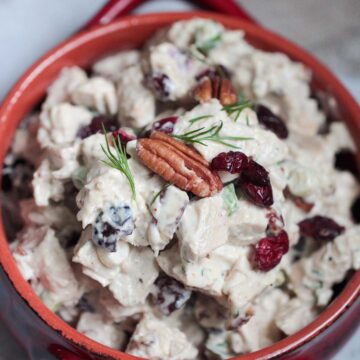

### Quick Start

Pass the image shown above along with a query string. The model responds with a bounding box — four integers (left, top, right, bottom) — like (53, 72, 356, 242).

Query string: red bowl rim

(0, 11, 359, 360)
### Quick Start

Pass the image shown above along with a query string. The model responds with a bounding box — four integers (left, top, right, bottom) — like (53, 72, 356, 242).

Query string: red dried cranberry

(254, 230, 289, 271)
(152, 116, 178, 134)
(255, 104, 288, 139)
(211, 151, 273, 207)
(241, 160, 269, 186)
(77, 115, 118, 139)
(195, 65, 231, 81)
(148, 72, 172, 99)
(298, 216, 345, 241)
(210, 151, 274, 207)
(283, 187, 314, 213)
(242, 182, 273, 207)
(334, 149, 359, 179)
(153, 275, 192, 315)
(266, 210, 285, 236)
(112, 129, 136, 145)
(239, 160, 273, 207)
(210, 151, 248, 174)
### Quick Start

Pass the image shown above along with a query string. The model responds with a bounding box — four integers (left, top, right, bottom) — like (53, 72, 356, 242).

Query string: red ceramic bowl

(0, 12, 359, 360)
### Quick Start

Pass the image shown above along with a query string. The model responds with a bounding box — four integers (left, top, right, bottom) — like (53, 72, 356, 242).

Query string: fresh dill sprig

(222, 99, 253, 122)
(172, 121, 252, 148)
(189, 114, 213, 126)
(101, 125, 136, 200)
(186, 46, 208, 63)
(150, 183, 170, 205)
(196, 33, 222, 54)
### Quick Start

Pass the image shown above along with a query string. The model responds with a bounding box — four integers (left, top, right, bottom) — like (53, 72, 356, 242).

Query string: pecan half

(137, 131, 222, 197)
(194, 76, 237, 106)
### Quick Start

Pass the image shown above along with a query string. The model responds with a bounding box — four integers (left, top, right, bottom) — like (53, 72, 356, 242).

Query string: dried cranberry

(266, 210, 284, 236)
(210, 151, 248, 174)
(195, 65, 231, 81)
(152, 116, 178, 134)
(153, 275, 192, 315)
(334, 149, 359, 179)
(283, 187, 314, 213)
(255, 104, 288, 139)
(211, 151, 273, 207)
(77, 115, 118, 139)
(241, 159, 269, 186)
(242, 182, 273, 207)
(239, 160, 273, 207)
(92, 204, 134, 252)
(254, 230, 289, 271)
(112, 129, 136, 145)
(298, 215, 345, 241)
(147, 72, 172, 99)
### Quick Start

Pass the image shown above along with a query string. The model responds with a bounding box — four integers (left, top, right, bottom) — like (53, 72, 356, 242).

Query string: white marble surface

(0, 0, 359, 359)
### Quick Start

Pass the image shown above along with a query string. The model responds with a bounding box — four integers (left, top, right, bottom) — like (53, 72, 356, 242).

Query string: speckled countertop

(0, 0, 359, 359)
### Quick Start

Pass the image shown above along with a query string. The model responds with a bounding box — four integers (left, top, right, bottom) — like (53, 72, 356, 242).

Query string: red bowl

(0, 12, 359, 360)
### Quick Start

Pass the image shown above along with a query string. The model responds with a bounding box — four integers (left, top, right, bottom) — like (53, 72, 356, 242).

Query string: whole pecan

(194, 76, 237, 106)
(137, 131, 222, 197)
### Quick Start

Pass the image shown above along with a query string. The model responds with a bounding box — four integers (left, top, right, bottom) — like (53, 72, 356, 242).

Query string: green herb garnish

(151, 183, 170, 205)
(222, 99, 253, 122)
(173, 121, 252, 148)
(101, 126, 136, 200)
(196, 33, 222, 54)
(186, 46, 208, 63)
(222, 183, 239, 216)
(189, 114, 213, 126)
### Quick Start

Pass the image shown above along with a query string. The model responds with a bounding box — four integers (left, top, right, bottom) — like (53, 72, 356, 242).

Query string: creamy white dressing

(7, 18, 360, 360)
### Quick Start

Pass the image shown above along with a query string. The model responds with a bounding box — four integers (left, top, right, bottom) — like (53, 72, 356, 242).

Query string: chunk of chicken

(126, 314, 198, 360)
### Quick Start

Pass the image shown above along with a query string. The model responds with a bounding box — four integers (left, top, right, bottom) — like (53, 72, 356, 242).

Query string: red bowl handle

(84, 0, 257, 30)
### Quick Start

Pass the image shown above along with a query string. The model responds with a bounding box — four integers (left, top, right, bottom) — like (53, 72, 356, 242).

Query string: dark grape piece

(334, 149, 359, 179)
(255, 104, 288, 139)
(147, 72, 172, 100)
(254, 230, 289, 271)
(152, 116, 178, 134)
(210, 151, 248, 174)
(153, 275, 192, 315)
(92, 204, 134, 252)
(77, 115, 118, 139)
(298, 215, 345, 242)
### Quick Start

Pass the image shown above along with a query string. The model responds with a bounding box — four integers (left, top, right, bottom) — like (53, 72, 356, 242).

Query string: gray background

(0, 0, 359, 359)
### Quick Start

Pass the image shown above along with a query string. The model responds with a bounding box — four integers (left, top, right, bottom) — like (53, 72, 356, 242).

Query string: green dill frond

(101, 125, 136, 200)
(172, 121, 252, 148)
